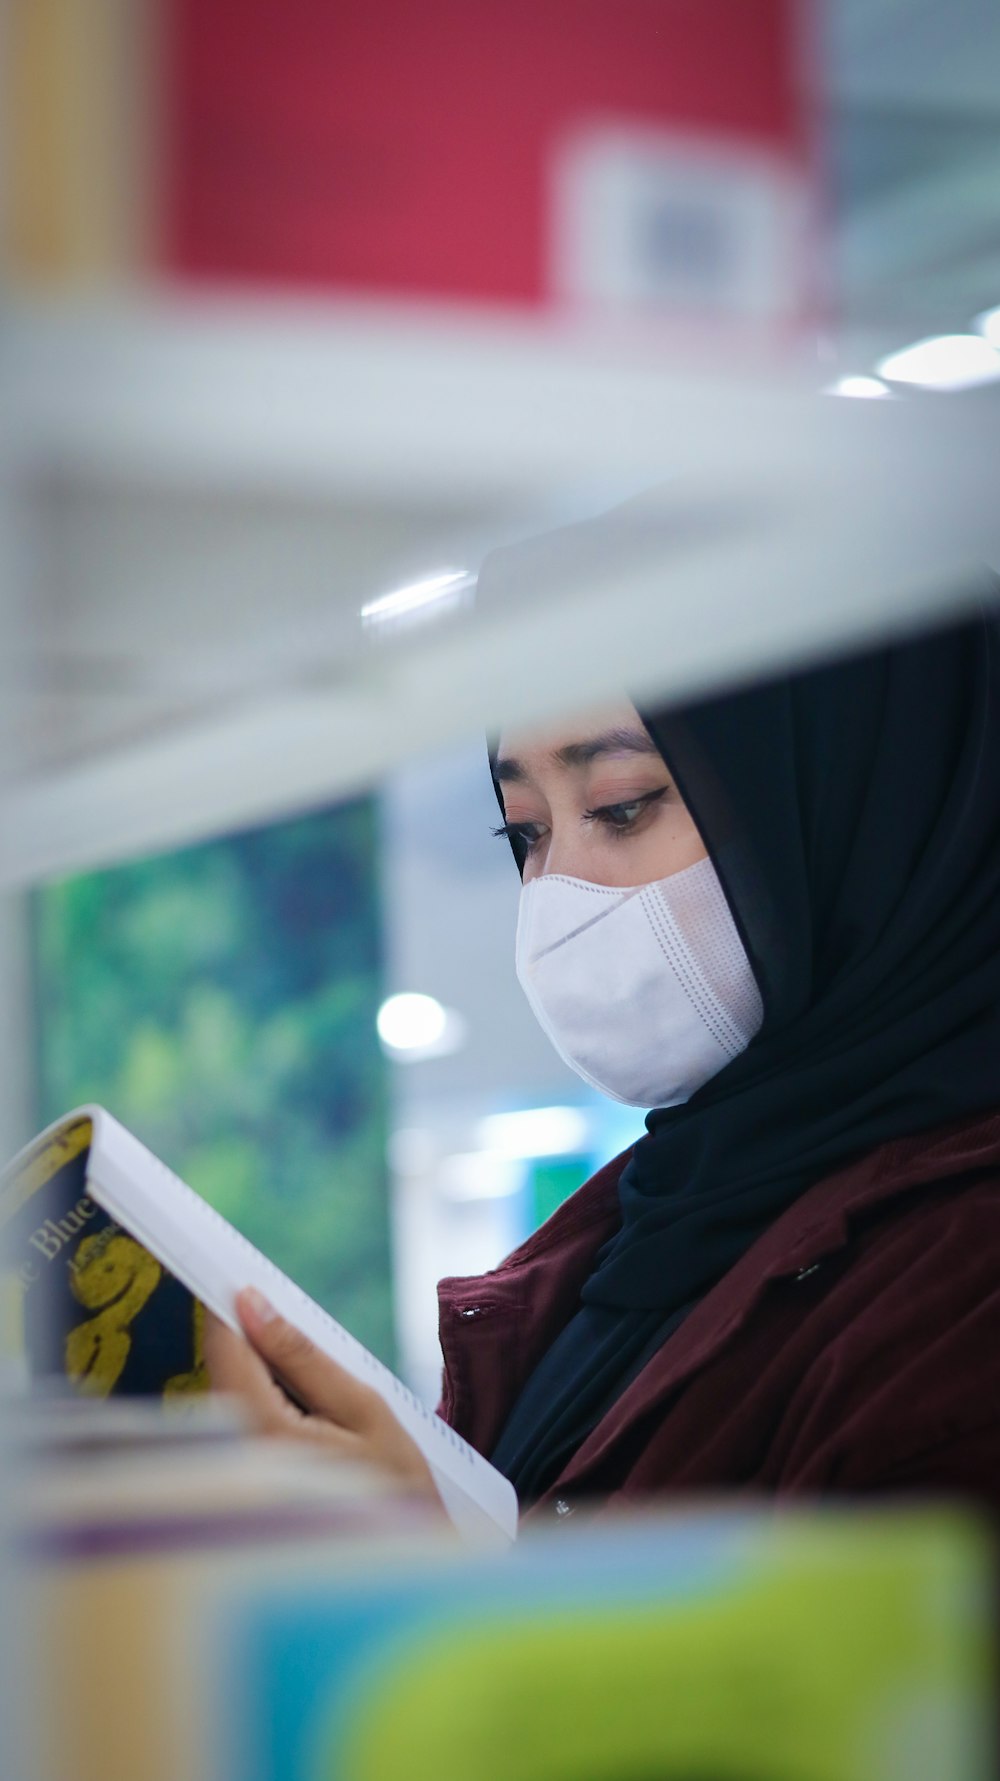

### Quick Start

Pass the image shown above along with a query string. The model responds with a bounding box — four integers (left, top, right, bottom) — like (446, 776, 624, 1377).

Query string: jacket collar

(556, 1107, 1000, 1501)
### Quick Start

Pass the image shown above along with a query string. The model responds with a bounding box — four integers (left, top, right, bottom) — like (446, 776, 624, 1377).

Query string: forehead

(495, 698, 661, 784)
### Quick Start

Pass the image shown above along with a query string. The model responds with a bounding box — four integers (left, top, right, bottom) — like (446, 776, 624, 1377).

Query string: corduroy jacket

(437, 1109, 1000, 1524)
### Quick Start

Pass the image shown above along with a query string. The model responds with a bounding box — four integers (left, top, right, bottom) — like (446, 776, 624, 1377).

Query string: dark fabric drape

(599, 608, 1000, 1310)
(489, 1300, 690, 1505)
(489, 602, 1000, 1501)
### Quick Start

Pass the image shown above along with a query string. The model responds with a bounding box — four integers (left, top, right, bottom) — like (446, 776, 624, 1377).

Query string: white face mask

(515, 856, 764, 1109)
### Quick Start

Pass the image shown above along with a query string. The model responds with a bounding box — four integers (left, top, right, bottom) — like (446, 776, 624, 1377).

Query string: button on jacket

(437, 1109, 1000, 1521)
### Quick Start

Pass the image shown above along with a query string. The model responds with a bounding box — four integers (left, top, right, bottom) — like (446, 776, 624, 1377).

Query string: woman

(207, 604, 1000, 1521)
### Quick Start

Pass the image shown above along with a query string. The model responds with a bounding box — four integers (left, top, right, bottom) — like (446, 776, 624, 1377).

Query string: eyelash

(491, 787, 669, 853)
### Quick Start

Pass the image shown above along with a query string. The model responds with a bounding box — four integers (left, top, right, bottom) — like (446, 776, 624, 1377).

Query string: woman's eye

(584, 787, 669, 835)
(491, 821, 547, 852)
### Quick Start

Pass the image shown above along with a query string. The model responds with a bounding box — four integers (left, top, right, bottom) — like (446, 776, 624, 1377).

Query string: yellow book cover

(1, 1114, 206, 1398)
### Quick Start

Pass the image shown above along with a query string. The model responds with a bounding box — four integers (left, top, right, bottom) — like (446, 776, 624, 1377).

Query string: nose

(539, 850, 581, 881)
(533, 818, 593, 885)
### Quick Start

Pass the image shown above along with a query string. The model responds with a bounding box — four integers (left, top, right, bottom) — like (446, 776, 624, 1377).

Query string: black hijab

(489, 598, 1000, 1500)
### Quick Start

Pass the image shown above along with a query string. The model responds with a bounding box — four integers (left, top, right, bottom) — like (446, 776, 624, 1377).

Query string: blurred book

(18, 1398, 454, 1781)
(6, 1388, 246, 1456)
(21, 1490, 996, 1781)
(206, 1509, 996, 1781)
(3, 0, 157, 286)
(1, 1106, 517, 1545)
(10, 1394, 437, 1559)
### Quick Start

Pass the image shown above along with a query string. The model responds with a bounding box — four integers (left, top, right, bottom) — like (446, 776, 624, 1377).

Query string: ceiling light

(823, 374, 891, 400)
(376, 993, 466, 1060)
(876, 335, 1000, 392)
(361, 569, 473, 630)
(973, 304, 1000, 349)
(475, 1106, 590, 1160)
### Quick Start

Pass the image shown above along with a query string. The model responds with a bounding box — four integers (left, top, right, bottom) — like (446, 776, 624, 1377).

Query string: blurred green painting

(31, 798, 394, 1365)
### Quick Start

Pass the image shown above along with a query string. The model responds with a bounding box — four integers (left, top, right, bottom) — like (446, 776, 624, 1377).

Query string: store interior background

(2, 0, 1000, 1407)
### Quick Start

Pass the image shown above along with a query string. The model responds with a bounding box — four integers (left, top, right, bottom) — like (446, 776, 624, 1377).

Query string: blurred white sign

(552, 124, 809, 322)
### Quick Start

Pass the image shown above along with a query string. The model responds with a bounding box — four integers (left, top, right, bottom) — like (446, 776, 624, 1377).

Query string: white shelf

(0, 292, 915, 498)
(1, 294, 997, 886)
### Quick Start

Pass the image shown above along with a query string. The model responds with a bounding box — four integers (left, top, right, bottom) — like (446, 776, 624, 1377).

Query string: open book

(0, 1107, 518, 1546)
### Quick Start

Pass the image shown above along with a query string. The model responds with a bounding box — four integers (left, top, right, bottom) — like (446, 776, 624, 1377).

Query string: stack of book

(9, 1394, 437, 1560)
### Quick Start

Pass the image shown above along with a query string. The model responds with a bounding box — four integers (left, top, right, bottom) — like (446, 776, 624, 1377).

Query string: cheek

(615, 809, 708, 882)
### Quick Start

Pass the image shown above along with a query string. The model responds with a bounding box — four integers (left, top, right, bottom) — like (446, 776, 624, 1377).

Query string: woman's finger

(207, 1296, 441, 1503)
(203, 1309, 300, 1435)
(235, 1287, 379, 1433)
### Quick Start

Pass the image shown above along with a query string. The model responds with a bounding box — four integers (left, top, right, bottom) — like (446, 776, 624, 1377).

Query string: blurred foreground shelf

(1, 294, 998, 886)
(21, 1498, 997, 1781)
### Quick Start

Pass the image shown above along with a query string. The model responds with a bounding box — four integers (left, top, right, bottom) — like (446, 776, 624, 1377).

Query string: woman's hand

(203, 1286, 442, 1506)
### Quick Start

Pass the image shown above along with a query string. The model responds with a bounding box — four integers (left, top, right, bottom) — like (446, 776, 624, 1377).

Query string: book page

(84, 1109, 517, 1545)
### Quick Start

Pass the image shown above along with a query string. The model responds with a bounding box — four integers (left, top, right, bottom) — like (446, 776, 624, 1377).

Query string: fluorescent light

(361, 568, 473, 629)
(823, 374, 891, 400)
(475, 1106, 590, 1160)
(876, 335, 1000, 392)
(974, 303, 1000, 349)
(440, 1152, 523, 1201)
(376, 993, 466, 1060)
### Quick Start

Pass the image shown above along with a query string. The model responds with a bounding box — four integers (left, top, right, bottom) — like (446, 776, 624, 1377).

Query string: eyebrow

(494, 726, 661, 784)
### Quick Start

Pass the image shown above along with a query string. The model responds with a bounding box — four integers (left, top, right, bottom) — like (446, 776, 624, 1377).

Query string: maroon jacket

(437, 1109, 1000, 1524)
